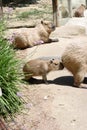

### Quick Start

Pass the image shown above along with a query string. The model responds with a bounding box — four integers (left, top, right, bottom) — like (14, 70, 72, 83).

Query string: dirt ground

(3, 1, 87, 130)
(5, 19, 87, 130)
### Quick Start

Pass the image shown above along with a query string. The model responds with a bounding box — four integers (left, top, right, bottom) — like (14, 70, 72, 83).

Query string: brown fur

(23, 58, 63, 84)
(13, 20, 58, 49)
(61, 43, 87, 87)
(74, 4, 86, 17)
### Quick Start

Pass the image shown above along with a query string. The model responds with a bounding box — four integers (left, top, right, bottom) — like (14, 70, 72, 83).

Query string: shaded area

(24, 76, 87, 89)
(53, 76, 74, 86)
(23, 76, 74, 86)
(25, 76, 74, 86)
(2, 0, 40, 6)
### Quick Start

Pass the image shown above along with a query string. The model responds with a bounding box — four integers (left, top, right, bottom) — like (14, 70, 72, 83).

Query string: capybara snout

(59, 62, 64, 70)
(49, 23, 56, 31)
(51, 25, 56, 30)
(41, 20, 56, 32)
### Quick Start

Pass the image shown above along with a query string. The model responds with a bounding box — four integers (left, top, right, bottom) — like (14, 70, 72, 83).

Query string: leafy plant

(0, 20, 23, 118)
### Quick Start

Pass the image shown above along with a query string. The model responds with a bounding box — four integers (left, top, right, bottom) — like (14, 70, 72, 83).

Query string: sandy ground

(6, 18, 87, 130)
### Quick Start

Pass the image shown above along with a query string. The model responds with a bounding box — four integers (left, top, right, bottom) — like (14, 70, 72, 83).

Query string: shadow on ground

(23, 76, 87, 89)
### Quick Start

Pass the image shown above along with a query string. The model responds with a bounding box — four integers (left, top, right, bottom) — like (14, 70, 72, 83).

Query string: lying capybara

(61, 43, 87, 87)
(23, 58, 64, 84)
(13, 20, 58, 49)
(74, 4, 86, 17)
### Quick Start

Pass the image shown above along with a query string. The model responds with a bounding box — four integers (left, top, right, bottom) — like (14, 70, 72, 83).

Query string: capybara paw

(73, 82, 81, 88)
(55, 38, 59, 42)
(43, 80, 49, 84)
(45, 82, 49, 84)
(52, 38, 59, 42)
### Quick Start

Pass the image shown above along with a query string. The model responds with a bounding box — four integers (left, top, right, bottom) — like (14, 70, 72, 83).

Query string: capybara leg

(74, 71, 85, 87)
(47, 38, 59, 43)
(24, 73, 32, 81)
(42, 74, 48, 84)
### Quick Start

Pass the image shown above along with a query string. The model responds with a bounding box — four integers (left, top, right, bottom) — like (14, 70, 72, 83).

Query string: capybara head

(41, 20, 56, 33)
(48, 59, 64, 71)
(81, 4, 86, 8)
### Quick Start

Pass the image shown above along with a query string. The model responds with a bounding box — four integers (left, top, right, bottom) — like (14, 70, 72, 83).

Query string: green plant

(17, 9, 52, 19)
(0, 20, 23, 118)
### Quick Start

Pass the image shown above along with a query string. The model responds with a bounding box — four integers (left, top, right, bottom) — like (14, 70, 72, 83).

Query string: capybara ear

(41, 20, 43, 24)
(81, 4, 86, 8)
(81, 4, 84, 6)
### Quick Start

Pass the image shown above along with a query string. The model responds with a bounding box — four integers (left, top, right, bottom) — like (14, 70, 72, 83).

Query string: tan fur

(13, 21, 58, 49)
(59, 5, 69, 18)
(74, 4, 86, 17)
(61, 43, 87, 87)
(23, 58, 63, 83)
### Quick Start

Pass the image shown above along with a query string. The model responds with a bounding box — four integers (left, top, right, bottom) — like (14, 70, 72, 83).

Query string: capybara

(13, 20, 58, 49)
(23, 58, 64, 84)
(61, 43, 87, 87)
(59, 5, 69, 18)
(74, 4, 86, 17)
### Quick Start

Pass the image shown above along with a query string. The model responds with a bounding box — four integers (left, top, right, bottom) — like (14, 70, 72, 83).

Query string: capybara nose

(59, 62, 64, 70)
(52, 25, 55, 30)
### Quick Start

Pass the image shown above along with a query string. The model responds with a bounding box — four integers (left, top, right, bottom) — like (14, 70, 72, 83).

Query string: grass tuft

(16, 8, 52, 20)
(0, 20, 23, 118)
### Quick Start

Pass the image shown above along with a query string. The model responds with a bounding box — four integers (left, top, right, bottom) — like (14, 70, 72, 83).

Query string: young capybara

(12, 20, 58, 49)
(74, 4, 86, 17)
(61, 43, 87, 87)
(23, 58, 64, 84)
